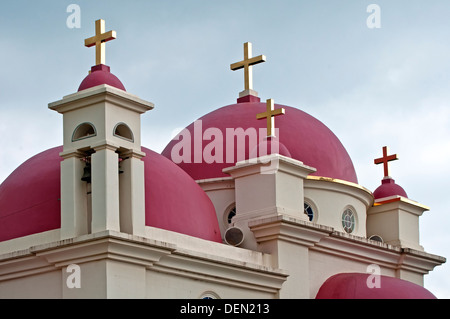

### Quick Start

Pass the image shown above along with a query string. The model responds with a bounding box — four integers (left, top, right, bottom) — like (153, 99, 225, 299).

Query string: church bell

(81, 162, 92, 183)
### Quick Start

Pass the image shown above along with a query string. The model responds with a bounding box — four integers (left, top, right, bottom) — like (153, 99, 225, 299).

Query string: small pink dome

(0, 146, 221, 243)
(316, 273, 436, 299)
(373, 178, 408, 200)
(78, 64, 126, 92)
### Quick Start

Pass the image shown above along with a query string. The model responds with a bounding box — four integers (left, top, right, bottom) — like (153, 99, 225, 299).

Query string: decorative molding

(250, 215, 332, 248)
(152, 253, 287, 294)
(0, 230, 287, 295)
(224, 154, 316, 179)
(48, 84, 154, 115)
(370, 196, 430, 214)
(197, 177, 235, 192)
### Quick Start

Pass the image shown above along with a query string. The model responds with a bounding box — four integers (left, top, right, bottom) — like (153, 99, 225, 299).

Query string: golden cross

(84, 19, 117, 66)
(257, 99, 285, 137)
(374, 146, 399, 178)
(230, 42, 266, 92)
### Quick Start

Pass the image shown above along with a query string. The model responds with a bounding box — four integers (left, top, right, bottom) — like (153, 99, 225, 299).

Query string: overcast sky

(1, 1, 449, 298)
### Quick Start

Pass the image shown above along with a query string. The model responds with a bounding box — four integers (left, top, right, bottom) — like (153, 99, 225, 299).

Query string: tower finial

(374, 146, 399, 178)
(230, 42, 266, 100)
(84, 19, 117, 66)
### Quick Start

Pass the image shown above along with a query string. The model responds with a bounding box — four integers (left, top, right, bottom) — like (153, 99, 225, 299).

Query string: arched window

(304, 202, 314, 222)
(72, 122, 97, 141)
(227, 206, 236, 225)
(369, 234, 383, 243)
(200, 291, 220, 299)
(113, 122, 134, 142)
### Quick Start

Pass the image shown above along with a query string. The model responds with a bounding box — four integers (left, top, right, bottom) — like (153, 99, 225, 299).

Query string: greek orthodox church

(0, 20, 445, 299)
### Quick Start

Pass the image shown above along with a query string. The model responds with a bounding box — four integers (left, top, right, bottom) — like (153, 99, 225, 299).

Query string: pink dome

(0, 147, 61, 242)
(0, 146, 221, 243)
(316, 273, 436, 299)
(142, 147, 221, 242)
(162, 101, 358, 183)
(78, 64, 126, 92)
(373, 178, 408, 200)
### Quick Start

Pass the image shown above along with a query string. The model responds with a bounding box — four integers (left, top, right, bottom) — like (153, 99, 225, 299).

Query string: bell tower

(49, 19, 154, 239)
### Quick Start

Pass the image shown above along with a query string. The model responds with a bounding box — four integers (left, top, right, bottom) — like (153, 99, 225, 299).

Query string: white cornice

(48, 84, 154, 114)
(0, 229, 288, 294)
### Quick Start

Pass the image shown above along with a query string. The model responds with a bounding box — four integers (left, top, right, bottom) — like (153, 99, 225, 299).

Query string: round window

(341, 209, 355, 234)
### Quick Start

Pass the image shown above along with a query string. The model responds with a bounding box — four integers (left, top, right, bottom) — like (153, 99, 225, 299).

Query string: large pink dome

(0, 146, 221, 243)
(162, 101, 358, 183)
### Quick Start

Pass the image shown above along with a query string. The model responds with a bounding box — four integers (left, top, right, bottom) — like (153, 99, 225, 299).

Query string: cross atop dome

(85, 19, 117, 66)
(257, 99, 285, 137)
(373, 146, 408, 201)
(78, 19, 125, 92)
(374, 146, 399, 178)
(231, 42, 266, 103)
